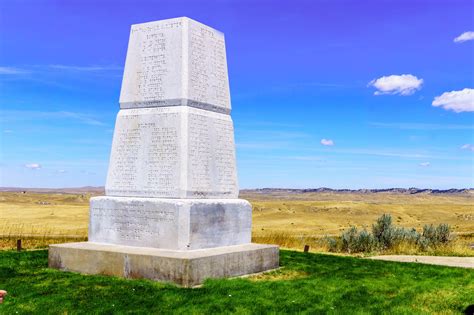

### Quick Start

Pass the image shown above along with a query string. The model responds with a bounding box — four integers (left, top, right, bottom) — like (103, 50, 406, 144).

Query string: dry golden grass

(245, 191, 474, 256)
(1, 190, 473, 255)
(0, 192, 92, 249)
(244, 191, 474, 236)
(248, 268, 309, 282)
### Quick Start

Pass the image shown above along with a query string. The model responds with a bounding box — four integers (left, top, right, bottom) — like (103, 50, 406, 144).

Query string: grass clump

(328, 214, 458, 254)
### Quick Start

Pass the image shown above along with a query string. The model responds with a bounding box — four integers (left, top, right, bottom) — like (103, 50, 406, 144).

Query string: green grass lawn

(0, 250, 473, 314)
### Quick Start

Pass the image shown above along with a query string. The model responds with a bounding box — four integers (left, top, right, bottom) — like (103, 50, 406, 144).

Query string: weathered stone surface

(49, 242, 279, 287)
(119, 17, 230, 113)
(105, 106, 238, 199)
(89, 196, 251, 250)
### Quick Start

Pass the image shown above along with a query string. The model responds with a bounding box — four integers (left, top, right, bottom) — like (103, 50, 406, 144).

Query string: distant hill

(241, 188, 473, 195)
(0, 186, 472, 195)
(0, 186, 105, 194)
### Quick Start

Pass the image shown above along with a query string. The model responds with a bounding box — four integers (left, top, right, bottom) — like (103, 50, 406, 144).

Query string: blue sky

(0, 0, 473, 189)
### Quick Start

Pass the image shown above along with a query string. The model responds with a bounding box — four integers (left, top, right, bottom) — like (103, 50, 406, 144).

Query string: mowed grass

(0, 249, 473, 314)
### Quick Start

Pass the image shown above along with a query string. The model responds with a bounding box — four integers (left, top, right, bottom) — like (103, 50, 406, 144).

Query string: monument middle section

(105, 106, 238, 198)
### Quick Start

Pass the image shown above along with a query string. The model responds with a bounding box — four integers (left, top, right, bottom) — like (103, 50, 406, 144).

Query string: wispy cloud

(0, 66, 30, 75)
(369, 74, 423, 95)
(47, 64, 122, 72)
(370, 122, 474, 130)
(320, 139, 334, 146)
(287, 155, 325, 162)
(343, 149, 430, 159)
(0, 110, 107, 126)
(318, 148, 472, 161)
(233, 81, 353, 99)
(0, 64, 122, 76)
(236, 120, 303, 128)
(461, 144, 474, 152)
(454, 31, 474, 43)
(58, 111, 106, 126)
(419, 162, 431, 167)
(24, 163, 41, 170)
(432, 88, 474, 113)
(236, 141, 292, 150)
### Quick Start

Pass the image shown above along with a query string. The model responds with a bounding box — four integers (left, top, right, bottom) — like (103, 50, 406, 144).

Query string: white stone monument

(49, 17, 279, 287)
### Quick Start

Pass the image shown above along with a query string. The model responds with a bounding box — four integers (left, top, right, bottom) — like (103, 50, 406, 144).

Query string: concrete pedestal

(49, 242, 279, 287)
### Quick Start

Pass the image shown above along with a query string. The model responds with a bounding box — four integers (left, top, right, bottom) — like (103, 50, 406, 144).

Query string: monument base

(89, 196, 252, 250)
(49, 242, 279, 287)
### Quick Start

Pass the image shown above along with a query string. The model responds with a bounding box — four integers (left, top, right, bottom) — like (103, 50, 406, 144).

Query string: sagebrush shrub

(334, 214, 452, 254)
(422, 224, 437, 244)
(325, 237, 338, 252)
(341, 226, 358, 253)
(372, 214, 395, 249)
(340, 227, 378, 253)
(435, 223, 450, 244)
(355, 229, 377, 252)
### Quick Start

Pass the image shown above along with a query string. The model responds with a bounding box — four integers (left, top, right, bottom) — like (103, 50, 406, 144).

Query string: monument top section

(119, 17, 231, 114)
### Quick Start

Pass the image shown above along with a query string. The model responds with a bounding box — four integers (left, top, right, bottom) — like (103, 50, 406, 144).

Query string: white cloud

(25, 163, 41, 170)
(419, 162, 431, 167)
(461, 144, 474, 152)
(3, 129, 13, 133)
(57, 169, 67, 173)
(432, 88, 474, 113)
(320, 139, 334, 146)
(369, 74, 423, 95)
(454, 31, 474, 43)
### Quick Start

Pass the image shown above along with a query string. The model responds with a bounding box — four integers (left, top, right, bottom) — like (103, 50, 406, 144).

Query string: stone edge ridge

(131, 16, 224, 37)
(120, 99, 231, 115)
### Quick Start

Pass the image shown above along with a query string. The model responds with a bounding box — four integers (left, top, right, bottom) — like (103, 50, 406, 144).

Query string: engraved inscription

(106, 108, 182, 197)
(188, 20, 230, 110)
(91, 201, 176, 242)
(120, 19, 183, 104)
(187, 109, 237, 197)
(120, 18, 230, 110)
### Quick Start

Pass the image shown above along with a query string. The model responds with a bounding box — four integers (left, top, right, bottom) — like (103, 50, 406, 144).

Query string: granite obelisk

(49, 17, 279, 287)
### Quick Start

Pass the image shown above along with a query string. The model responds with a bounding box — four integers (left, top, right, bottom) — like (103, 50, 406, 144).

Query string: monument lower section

(89, 196, 252, 250)
(49, 242, 279, 287)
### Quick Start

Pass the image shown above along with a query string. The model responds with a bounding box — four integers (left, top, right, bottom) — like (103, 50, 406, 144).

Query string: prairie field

(1, 190, 473, 254)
